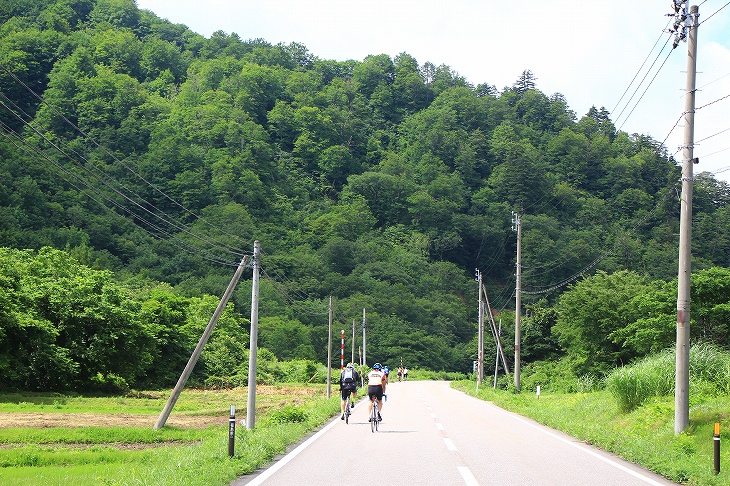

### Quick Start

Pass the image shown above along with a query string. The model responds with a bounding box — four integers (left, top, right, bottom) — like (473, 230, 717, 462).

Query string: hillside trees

(2, 0, 730, 387)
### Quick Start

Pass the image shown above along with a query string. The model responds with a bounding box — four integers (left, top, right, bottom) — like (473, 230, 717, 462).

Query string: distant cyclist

(339, 363, 359, 420)
(382, 365, 390, 383)
(367, 363, 387, 422)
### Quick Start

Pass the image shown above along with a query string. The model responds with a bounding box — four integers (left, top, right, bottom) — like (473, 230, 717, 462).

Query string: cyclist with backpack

(339, 363, 359, 420)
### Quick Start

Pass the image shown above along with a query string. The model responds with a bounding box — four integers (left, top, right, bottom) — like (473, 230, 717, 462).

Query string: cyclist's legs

(340, 387, 351, 413)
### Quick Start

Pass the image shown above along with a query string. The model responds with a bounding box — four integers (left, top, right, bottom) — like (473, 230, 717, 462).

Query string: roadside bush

(266, 405, 307, 424)
(605, 342, 730, 411)
(272, 360, 323, 383)
(518, 358, 593, 393)
(407, 369, 467, 381)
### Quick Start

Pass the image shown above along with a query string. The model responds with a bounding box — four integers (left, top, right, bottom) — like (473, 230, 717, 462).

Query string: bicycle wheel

(344, 396, 351, 424)
(370, 400, 377, 433)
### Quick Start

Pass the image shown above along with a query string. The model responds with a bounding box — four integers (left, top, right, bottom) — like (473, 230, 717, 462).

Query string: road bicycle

(344, 393, 352, 424)
(370, 397, 380, 432)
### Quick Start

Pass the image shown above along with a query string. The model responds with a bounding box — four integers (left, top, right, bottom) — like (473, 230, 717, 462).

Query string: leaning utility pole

(246, 241, 261, 430)
(674, 2, 699, 435)
(483, 282, 510, 378)
(154, 255, 249, 430)
(512, 212, 522, 391)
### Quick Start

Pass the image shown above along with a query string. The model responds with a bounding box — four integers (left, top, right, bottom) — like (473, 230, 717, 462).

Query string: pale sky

(135, 0, 730, 183)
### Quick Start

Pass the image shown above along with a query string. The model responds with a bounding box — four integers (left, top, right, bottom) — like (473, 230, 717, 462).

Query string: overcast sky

(135, 0, 730, 183)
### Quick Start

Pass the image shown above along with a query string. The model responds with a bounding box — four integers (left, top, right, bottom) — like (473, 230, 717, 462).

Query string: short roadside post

(714, 422, 721, 475)
(229, 404, 236, 458)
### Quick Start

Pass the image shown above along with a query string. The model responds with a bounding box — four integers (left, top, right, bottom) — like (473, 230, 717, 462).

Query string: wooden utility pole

(352, 319, 356, 365)
(154, 255, 249, 430)
(513, 212, 522, 391)
(362, 308, 367, 367)
(675, 3, 699, 435)
(477, 269, 484, 384)
(246, 241, 260, 430)
(326, 296, 332, 398)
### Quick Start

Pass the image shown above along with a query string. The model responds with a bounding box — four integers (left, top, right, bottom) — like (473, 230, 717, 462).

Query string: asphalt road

(233, 380, 678, 486)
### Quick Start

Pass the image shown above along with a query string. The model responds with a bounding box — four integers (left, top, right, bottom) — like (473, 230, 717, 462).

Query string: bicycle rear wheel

(344, 396, 351, 424)
(370, 400, 377, 433)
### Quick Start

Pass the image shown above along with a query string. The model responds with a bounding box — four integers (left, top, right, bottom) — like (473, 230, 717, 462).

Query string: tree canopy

(1, 0, 730, 390)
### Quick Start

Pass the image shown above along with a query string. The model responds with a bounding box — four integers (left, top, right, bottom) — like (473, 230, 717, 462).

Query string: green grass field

(0, 386, 339, 485)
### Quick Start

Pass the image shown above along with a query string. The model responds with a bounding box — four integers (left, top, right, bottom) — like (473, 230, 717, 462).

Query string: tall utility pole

(326, 296, 332, 398)
(246, 241, 261, 430)
(352, 319, 356, 365)
(675, 2, 699, 435)
(512, 212, 522, 391)
(476, 269, 484, 384)
(362, 308, 367, 367)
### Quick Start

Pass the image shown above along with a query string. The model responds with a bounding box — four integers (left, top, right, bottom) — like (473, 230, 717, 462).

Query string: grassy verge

(0, 386, 340, 485)
(452, 380, 730, 486)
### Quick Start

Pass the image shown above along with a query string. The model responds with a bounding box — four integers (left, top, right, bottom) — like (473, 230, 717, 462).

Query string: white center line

(436, 422, 445, 430)
(444, 438, 457, 451)
(458, 466, 480, 486)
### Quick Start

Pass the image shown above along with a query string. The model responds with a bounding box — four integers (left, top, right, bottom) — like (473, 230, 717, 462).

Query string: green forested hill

(1, 0, 730, 391)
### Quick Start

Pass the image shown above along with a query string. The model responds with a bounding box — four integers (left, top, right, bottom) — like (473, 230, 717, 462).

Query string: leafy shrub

(266, 405, 307, 424)
(89, 373, 130, 394)
(518, 359, 591, 393)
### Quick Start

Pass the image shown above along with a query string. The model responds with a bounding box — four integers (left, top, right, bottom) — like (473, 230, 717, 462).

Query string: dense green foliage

(1, 0, 730, 391)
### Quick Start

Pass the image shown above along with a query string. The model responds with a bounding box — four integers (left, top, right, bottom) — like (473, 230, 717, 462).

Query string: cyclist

(367, 363, 387, 422)
(382, 365, 390, 383)
(339, 363, 359, 420)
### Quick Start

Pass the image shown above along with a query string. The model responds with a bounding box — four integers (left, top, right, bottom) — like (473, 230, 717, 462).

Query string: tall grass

(606, 342, 730, 411)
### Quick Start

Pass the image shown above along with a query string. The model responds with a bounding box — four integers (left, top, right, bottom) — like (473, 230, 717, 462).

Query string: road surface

(233, 380, 677, 486)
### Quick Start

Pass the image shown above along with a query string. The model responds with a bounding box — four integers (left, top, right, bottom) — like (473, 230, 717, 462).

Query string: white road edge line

(244, 415, 340, 486)
(485, 402, 668, 485)
(436, 422, 445, 430)
(458, 466, 480, 486)
(444, 438, 457, 451)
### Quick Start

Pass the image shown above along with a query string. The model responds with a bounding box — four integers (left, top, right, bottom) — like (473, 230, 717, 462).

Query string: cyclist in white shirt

(367, 363, 387, 421)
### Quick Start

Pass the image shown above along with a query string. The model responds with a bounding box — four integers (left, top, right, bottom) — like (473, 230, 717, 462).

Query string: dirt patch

(0, 412, 224, 429)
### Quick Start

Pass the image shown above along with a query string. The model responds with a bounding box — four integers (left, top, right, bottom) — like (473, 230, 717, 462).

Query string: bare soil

(0, 412, 223, 429)
(0, 385, 322, 429)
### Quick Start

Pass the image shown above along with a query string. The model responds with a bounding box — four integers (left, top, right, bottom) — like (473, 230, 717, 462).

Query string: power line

(611, 18, 672, 117)
(0, 62, 252, 264)
(0, 120, 243, 266)
(699, 0, 730, 25)
(0, 95, 247, 264)
(521, 184, 678, 295)
(617, 48, 675, 131)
